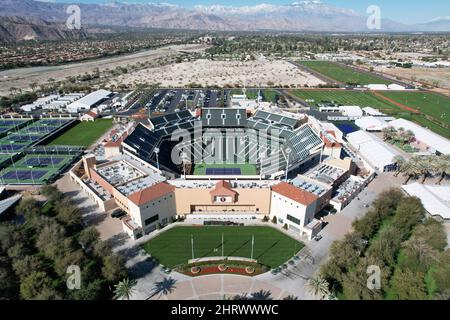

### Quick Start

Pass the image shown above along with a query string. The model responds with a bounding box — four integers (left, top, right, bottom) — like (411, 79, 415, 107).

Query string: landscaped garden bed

(177, 260, 269, 277)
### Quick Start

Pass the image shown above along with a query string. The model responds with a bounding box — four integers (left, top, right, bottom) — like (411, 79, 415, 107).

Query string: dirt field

(0, 44, 208, 96)
(108, 59, 325, 88)
(375, 66, 450, 89)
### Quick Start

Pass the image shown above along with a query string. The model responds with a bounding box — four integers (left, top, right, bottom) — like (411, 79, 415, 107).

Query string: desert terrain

(108, 58, 325, 88)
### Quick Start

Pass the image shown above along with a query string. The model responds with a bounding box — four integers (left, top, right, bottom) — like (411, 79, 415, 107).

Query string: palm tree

(114, 278, 137, 300)
(393, 155, 405, 177)
(413, 156, 432, 184)
(382, 127, 396, 142)
(434, 154, 450, 185)
(402, 158, 421, 184)
(307, 276, 330, 299)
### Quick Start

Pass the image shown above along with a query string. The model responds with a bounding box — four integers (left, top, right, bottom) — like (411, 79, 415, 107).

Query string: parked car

(314, 234, 323, 242)
(111, 209, 127, 219)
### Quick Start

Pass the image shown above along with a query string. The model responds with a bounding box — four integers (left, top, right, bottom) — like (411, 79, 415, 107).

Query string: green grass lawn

(298, 60, 391, 85)
(141, 226, 304, 268)
(230, 89, 278, 103)
(291, 89, 450, 139)
(380, 91, 450, 127)
(194, 163, 258, 175)
(291, 89, 400, 111)
(262, 90, 279, 103)
(48, 119, 113, 147)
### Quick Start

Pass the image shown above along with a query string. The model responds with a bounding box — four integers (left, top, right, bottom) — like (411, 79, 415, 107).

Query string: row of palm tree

(382, 127, 415, 146)
(394, 154, 450, 184)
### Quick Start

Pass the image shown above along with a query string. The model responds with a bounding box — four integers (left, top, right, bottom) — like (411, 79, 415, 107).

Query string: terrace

(95, 158, 166, 197)
(291, 176, 328, 197)
(168, 179, 278, 190)
(305, 163, 346, 185)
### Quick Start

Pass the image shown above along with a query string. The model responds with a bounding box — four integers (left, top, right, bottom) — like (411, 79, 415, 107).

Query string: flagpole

(251, 235, 254, 260)
(221, 233, 224, 257)
(191, 234, 195, 260)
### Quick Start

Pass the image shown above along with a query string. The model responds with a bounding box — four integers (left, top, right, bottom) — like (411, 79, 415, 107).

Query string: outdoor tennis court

(22, 157, 64, 166)
(1, 170, 48, 181)
(7, 135, 41, 142)
(205, 168, 242, 175)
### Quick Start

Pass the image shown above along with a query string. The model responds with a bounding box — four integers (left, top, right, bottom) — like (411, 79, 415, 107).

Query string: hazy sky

(52, 0, 450, 24)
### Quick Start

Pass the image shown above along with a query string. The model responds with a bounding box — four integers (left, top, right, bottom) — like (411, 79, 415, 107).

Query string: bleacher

(149, 110, 193, 129)
(284, 125, 323, 164)
(123, 123, 162, 162)
(202, 108, 247, 128)
(250, 110, 298, 130)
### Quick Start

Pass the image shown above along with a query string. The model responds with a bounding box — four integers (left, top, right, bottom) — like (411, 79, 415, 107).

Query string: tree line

(317, 188, 449, 300)
(0, 185, 129, 300)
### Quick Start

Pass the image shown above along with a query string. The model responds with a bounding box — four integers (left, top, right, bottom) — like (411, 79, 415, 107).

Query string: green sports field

(299, 60, 391, 85)
(141, 226, 304, 268)
(193, 163, 258, 175)
(230, 89, 278, 103)
(291, 89, 450, 139)
(291, 90, 400, 111)
(380, 91, 450, 128)
(48, 119, 113, 147)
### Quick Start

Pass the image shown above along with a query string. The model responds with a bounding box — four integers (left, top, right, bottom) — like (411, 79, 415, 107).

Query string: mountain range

(0, 0, 449, 41)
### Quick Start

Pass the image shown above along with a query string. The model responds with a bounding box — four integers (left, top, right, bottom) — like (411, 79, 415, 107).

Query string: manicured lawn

(262, 90, 279, 103)
(193, 163, 258, 175)
(298, 60, 391, 85)
(291, 89, 450, 139)
(290, 89, 400, 111)
(141, 226, 304, 268)
(380, 91, 450, 127)
(48, 119, 113, 147)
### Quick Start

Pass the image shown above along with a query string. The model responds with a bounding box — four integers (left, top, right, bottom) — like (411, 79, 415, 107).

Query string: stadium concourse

(69, 106, 374, 242)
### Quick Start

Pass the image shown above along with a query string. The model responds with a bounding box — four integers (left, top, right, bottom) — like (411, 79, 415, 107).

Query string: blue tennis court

(0, 144, 25, 152)
(205, 168, 242, 175)
(23, 157, 64, 166)
(38, 119, 69, 126)
(25, 126, 58, 133)
(0, 120, 26, 126)
(335, 122, 359, 135)
(2, 170, 48, 181)
(8, 135, 42, 142)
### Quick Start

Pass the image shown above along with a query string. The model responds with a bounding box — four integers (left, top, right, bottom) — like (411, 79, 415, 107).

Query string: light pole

(154, 147, 160, 170)
(284, 147, 292, 182)
(181, 152, 189, 179)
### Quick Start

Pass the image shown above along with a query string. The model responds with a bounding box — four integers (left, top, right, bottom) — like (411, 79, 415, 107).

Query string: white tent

(402, 183, 450, 220)
(347, 130, 400, 171)
(355, 116, 388, 131)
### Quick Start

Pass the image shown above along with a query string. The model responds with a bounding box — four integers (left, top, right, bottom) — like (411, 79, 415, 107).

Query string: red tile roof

(210, 180, 237, 196)
(85, 111, 98, 118)
(271, 182, 318, 206)
(128, 182, 175, 206)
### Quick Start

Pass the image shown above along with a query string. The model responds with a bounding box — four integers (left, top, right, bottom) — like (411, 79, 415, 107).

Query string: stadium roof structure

(402, 183, 450, 220)
(389, 118, 450, 155)
(124, 110, 198, 163)
(201, 108, 247, 128)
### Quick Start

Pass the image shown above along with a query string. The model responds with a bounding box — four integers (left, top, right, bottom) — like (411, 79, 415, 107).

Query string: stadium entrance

(190, 205, 258, 214)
